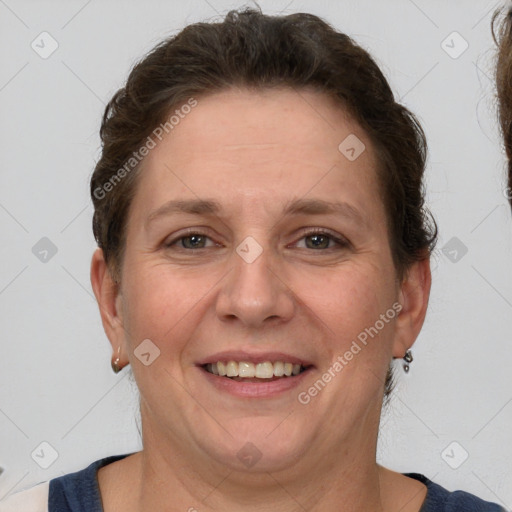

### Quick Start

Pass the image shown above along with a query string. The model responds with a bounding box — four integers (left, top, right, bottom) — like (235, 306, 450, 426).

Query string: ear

(90, 248, 128, 366)
(392, 258, 431, 358)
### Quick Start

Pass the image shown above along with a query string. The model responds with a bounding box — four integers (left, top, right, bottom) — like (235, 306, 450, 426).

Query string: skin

(91, 87, 431, 512)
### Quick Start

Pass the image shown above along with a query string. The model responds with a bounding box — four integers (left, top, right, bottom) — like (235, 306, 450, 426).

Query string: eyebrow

(145, 198, 366, 228)
(282, 198, 366, 226)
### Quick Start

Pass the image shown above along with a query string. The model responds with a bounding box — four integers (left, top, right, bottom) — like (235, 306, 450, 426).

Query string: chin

(196, 417, 311, 472)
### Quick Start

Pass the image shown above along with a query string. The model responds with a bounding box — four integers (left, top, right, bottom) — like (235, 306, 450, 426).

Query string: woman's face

(95, 87, 428, 472)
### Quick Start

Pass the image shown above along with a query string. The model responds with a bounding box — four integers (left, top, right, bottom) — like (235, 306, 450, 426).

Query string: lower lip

(198, 366, 313, 398)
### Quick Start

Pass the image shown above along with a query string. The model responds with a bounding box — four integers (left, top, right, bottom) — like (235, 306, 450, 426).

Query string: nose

(215, 243, 295, 328)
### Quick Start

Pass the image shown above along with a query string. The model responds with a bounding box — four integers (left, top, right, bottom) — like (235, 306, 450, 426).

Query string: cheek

(293, 262, 396, 331)
(293, 262, 398, 391)
(120, 262, 220, 350)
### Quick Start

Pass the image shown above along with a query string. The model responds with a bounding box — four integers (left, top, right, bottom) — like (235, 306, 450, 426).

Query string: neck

(132, 416, 388, 512)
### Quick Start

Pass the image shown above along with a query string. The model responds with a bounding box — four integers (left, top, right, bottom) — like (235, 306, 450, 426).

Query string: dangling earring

(111, 346, 122, 374)
(403, 350, 413, 373)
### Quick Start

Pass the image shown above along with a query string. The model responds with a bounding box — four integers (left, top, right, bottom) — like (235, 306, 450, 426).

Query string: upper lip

(196, 350, 315, 367)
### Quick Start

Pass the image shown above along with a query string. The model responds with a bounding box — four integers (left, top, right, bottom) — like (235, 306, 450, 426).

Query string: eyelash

(164, 227, 350, 252)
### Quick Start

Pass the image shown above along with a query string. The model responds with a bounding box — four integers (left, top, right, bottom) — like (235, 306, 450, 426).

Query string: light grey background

(1, 0, 511, 507)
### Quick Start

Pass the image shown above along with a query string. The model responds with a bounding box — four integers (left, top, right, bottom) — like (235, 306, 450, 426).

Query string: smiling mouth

(203, 361, 310, 381)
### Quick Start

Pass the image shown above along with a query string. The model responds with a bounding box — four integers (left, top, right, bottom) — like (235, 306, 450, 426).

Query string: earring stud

(403, 350, 413, 373)
(111, 346, 122, 374)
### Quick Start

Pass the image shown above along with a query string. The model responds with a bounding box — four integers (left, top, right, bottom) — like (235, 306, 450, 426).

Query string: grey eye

(305, 234, 331, 249)
(181, 235, 208, 248)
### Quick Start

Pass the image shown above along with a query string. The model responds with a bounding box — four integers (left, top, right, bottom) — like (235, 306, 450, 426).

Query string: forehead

(161, 87, 365, 163)
(131, 87, 383, 220)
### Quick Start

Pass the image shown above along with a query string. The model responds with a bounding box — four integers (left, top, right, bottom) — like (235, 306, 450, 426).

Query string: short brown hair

(494, 7, 512, 206)
(90, 7, 437, 397)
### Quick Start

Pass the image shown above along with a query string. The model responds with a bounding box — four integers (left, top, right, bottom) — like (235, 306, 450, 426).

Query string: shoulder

(0, 481, 49, 512)
(0, 453, 134, 512)
(405, 473, 508, 512)
(49, 453, 134, 512)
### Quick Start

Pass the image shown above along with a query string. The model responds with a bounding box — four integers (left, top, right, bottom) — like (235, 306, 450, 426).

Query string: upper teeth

(205, 361, 303, 378)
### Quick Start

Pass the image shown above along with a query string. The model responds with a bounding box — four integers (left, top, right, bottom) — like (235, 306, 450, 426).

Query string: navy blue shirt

(4, 453, 507, 511)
